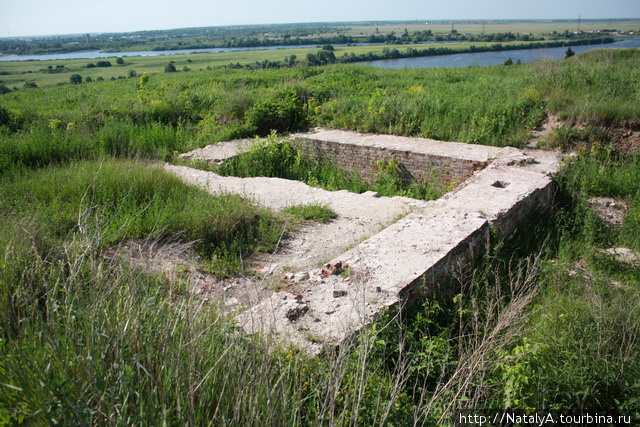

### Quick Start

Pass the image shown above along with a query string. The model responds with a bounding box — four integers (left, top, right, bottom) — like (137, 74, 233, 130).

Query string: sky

(1, 0, 639, 37)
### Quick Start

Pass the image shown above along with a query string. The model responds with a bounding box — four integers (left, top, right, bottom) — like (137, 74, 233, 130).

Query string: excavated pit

(169, 127, 562, 354)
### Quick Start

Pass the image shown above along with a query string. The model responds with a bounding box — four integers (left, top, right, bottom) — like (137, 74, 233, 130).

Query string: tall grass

(482, 139, 640, 414)
(217, 134, 445, 200)
(1, 228, 314, 425)
(0, 201, 548, 425)
(536, 49, 640, 126)
(0, 159, 284, 275)
(3, 50, 638, 178)
(1, 49, 640, 424)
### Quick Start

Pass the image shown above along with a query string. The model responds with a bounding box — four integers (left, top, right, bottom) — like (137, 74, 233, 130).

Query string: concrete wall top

(295, 127, 505, 163)
(334, 209, 488, 294)
(436, 164, 554, 221)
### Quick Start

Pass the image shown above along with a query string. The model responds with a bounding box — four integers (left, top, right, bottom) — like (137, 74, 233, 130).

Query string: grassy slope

(2, 49, 638, 176)
(1, 49, 639, 424)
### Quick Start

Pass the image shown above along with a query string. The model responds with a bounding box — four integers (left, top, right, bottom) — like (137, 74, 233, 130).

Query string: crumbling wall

(293, 136, 487, 186)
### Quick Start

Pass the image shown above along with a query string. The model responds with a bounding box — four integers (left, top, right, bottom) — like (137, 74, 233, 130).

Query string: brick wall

(293, 136, 487, 187)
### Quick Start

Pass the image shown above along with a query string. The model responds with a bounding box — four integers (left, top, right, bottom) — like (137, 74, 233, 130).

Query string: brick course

(294, 136, 487, 187)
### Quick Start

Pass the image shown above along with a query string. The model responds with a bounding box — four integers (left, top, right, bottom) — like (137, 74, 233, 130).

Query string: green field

(0, 39, 604, 88)
(1, 48, 639, 424)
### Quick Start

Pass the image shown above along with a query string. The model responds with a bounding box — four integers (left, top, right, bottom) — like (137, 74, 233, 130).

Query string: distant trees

(43, 64, 65, 73)
(283, 55, 297, 67)
(380, 47, 401, 58)
(23, 81, 38, 89)
(565, 47, 575, 59)
(306, 49, 336, 66)
(69, 74, 83, 84)
(0, 84, 11, 95)
(116, 57, 124, 65)
(88, 61, 111, 68)
(164, 62, 177, 73)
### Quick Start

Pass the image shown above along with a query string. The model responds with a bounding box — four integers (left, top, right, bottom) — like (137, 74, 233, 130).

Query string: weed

(282, 203, 337, 223)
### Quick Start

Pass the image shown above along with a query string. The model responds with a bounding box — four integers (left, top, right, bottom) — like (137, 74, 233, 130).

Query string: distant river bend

(1, 37, 639, 69)
(355, 37, 640, 69)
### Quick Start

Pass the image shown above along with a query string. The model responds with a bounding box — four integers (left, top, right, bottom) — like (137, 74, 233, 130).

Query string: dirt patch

(603, 247, 640, 266)
(528, 114, 565, 148)
(107, 238, 280, 312)
(107, 238, 197, 279)
(588, 196, 629, 227)
(106, 211, 407, 316)
(609, 127, 640, 153)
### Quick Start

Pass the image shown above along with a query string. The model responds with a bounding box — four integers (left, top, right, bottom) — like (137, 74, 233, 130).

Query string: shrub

(0, 105, 13, 128)
(246, 88, 307, 135)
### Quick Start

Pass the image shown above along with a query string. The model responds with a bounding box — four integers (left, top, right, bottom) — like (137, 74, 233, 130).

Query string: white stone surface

(167, 129, 563, 354)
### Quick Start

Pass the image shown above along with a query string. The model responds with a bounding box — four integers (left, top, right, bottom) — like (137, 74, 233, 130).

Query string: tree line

(223, 37, 615, 70)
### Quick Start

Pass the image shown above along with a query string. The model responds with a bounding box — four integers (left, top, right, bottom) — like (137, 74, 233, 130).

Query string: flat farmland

(340, 19, 640, 37)
(0, 39, 555, 88)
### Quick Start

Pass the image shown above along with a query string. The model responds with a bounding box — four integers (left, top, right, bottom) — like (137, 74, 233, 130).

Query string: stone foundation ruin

(172, 127, 562, 354)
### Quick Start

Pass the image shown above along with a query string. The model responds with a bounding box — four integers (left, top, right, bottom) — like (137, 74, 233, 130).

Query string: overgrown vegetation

(3, 50, 636, 171)
(1, 49, 639, 424)
(216, 134, 445, 200)
(493, 144, 640, 413)
(0, 159, 284, 277)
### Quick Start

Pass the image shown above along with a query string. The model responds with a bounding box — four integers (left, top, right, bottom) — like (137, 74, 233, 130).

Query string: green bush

(246, 88, 308, 135)
(69, 74, 82, 84)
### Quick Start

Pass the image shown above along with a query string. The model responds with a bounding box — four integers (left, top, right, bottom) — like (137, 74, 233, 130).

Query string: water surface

(356, 37, 640, 69)
(0, 43, 373, 62)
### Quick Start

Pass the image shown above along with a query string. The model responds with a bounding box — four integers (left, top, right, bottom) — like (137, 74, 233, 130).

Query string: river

(355, 37, 640, 69)
(2, 37, 638, 68)
(0, 43, 376, 62)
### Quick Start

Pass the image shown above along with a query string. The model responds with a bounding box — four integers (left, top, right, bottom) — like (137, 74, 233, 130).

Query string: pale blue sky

(1, 0, 638, 37)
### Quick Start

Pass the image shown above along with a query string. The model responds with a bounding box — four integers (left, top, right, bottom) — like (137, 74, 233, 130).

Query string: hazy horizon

(2, 0, 639, 38)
